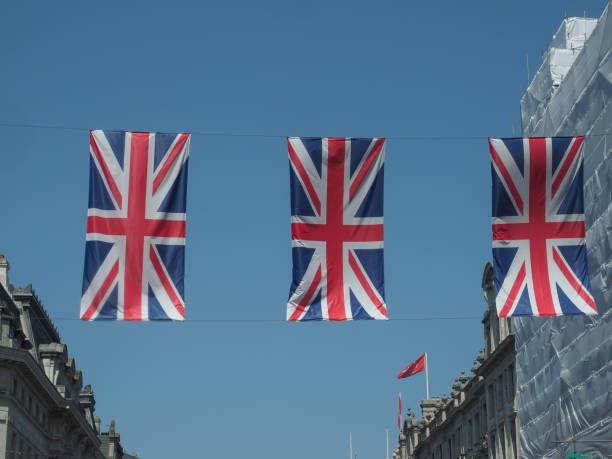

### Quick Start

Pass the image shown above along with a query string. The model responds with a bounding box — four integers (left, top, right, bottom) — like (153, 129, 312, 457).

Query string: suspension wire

(1, 121, 607, 140)
(0, 122, 487, 139)
(23, 315, 481, 323)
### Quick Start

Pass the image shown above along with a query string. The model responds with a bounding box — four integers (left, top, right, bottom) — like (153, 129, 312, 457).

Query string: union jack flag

(81, 130, 190, 321)
(287, 137, 388, 321)
(490, 137, 597, 316)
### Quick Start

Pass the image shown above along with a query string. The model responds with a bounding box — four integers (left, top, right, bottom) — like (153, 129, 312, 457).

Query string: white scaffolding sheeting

(517, 5, 612, 459)
(522, 17, 598, 130)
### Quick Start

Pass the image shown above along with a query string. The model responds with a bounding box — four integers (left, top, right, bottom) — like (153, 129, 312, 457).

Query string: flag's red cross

(84, 132, 188, 320)
(289, 138, 386, 320)
(491, 137, 594, 316)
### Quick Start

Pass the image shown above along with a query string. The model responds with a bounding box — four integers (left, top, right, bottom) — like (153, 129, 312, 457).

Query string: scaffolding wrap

(518, 5, 612, 459)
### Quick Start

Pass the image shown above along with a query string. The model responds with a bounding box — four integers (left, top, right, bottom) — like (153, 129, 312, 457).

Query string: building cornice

(0, 345, 101, 447)
(477, 334, 514, 377)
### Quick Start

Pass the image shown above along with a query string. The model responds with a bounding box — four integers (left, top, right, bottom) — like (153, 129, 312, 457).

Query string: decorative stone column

(398, 432, 407, 459)
(0, 255, 9, 290)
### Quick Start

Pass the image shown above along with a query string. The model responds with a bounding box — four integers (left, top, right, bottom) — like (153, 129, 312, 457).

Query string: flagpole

(350, 431, 352, 459)
(386, 428, 389, 459)
(425, 352, 430, 400)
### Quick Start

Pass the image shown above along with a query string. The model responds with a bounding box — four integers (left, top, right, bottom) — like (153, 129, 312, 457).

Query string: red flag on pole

(398, 392, 402, 430)
(397, 353, 426, 379)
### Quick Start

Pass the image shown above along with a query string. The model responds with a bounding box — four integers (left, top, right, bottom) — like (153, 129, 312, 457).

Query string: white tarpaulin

(550, 48, 581, 86)
(566, 17, 599, 50)
(518, 5, 612, 459)
(522, 17, 598, 132)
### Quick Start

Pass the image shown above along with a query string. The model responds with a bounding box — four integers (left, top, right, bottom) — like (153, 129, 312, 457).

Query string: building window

(481, 403, 487, 432)
(497, 375, 504, 408)
(456, 427, 461, 455)
(490, 433, 496, 458)
(9, 433, 16, 459)
(500, 424, 506, 458)
(488, 384, 495, 418)
(508, 364, 515, 399)
(475, 412, 480, 438)
(468, 419, 473, 446)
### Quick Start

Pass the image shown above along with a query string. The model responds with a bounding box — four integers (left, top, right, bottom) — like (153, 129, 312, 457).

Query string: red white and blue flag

(287, 137, 388, 321)
(81, 130, 190, 321)
(490, 137, 597, 316)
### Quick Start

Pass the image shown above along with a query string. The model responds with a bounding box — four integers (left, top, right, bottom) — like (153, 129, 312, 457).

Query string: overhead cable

(2, 121, 607, 140)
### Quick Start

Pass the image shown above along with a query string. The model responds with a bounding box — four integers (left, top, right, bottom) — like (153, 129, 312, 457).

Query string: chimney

(0, 255, 9, 290)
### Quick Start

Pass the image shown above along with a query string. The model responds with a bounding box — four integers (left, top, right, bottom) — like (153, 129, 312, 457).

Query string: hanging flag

(286, 137, 388, 321)
(397, 353, 426, 379)
(490, 137, 596, 316)
(397, 392, 402, 430)
(81, 130, 190, 321)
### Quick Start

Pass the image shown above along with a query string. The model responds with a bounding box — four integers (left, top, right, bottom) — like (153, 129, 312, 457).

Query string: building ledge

(0, 345, 101, 447)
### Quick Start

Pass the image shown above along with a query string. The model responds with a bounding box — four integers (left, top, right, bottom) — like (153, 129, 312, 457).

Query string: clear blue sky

(1, 1, 608, 457)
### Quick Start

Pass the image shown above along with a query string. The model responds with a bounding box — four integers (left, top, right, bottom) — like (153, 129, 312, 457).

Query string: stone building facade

(0, 255, 131, 458)
(397, 263, 518, 459)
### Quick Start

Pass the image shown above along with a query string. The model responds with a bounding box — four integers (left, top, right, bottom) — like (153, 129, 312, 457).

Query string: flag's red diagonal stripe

(90, 132, 123, 209)
(150, 245, 185, 318)
(152, 133, 189, 194)
(348, 251, 387, 318)
(81, 260, 119, 321)
(349, 138, 385, 202)
(490, 141, 524, 215)
(551, 136, 583, 199)
(552, 247, 597, 312)
(288, 140, 321, 216)
(87, 216, 186, 238)
(499, 262, 526, 317)
(288, 266, 322, 321)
